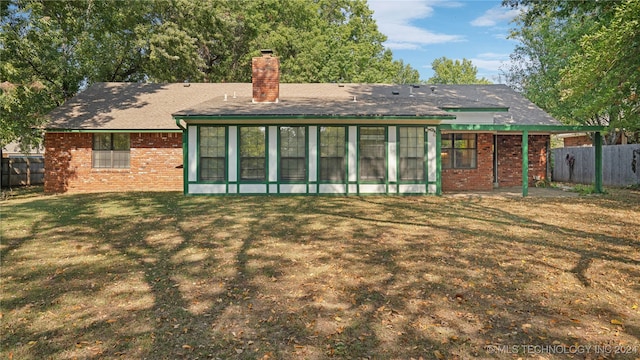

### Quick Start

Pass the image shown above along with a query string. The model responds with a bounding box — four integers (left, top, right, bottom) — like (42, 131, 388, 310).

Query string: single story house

(45, 51, 605, 196)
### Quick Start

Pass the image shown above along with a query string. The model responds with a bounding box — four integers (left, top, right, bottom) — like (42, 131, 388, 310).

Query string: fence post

(522, 130, 529, 197)
(26, 157, 31, 186)
(9, 158, 14, 187)
(594, 132, 603, 193)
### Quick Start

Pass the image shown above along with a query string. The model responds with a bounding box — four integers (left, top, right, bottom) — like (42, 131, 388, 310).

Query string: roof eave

(172, 114, 456, 121)
(440, 124, 607, 133)
(45, 128, 183, 133)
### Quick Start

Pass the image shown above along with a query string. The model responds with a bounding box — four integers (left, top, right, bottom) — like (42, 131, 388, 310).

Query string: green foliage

(0, 0, 419, 148)
(0, 82, 48, 151)
(560, 0, 640, 135)
(427, 57, 491, 84)
(504, 0, 640, 143)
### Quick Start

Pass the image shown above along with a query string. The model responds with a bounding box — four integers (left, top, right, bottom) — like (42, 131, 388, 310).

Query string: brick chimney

(252, 49, 279, 103)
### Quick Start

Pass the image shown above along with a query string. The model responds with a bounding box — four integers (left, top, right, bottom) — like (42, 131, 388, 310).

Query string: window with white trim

(319, 126, 346, 181)
(199, 126, 226, 181)
(359, 127, 386, 181)
(240, 126, 266, 181)
(279, 126, 306, 181)
(399, 127, 425, 180)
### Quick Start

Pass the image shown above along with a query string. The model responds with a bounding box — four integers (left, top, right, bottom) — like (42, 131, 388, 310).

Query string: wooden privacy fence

(552, 144, 640, 186)
(1, 156, 45, 187)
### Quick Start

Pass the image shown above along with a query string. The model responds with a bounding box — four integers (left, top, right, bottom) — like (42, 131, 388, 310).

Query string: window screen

(359, 127, 385, 181)
(279, 127, 306, 181)
(399, 127, 425, 180)
(200, 127, 226, 181)
(319, 126, 346, 181)
(240, 127, 266, 181)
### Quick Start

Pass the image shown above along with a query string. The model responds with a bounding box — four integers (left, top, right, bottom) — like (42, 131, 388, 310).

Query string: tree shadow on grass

(1, 193, 639, 359)
(305, 195, 639, 357)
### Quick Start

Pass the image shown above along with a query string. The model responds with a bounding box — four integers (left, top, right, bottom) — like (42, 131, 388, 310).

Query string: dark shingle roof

(45, 82, 561, 130)
(46, 83, 247, 130)
(173, 84, 451, 118)
(431, 84, 560, 126)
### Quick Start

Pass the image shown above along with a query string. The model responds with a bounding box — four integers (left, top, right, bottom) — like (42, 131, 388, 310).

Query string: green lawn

(1, 188, 639, 359)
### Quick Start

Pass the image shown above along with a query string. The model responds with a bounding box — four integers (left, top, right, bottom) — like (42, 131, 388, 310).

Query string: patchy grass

(568, 184, 606, 196)
(1, 189, 639, 359)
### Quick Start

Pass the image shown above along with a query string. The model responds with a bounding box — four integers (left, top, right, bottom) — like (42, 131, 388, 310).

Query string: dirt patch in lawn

(1, 188, 639, 359)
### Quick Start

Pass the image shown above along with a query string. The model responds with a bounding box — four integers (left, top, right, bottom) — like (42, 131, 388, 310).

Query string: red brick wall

(442, 133, 494, 192)
(43, 131, 549, 194)
(496, 134, 548, 187)
(44, 132, 183, 193)
(441, 133, 549, 192)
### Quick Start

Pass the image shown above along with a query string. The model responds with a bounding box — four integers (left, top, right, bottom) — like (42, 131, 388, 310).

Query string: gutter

(45, 128, 182, 133)
(174, 117, 187, 131)
(172, 114, 455, 121)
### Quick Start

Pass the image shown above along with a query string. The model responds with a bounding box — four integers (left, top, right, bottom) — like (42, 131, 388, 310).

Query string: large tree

(0, 0, 419, 151)
(560, 0, 639, 140)
(0, 0, 164, 151)
(427, 57, 491, 84)
(504, 0, 640, 143)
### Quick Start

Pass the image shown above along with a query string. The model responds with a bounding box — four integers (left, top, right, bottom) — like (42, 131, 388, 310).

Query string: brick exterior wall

(441, 133, 549, 192)
(496, 134, 548, 187)
(442, 133, 494, 192)
(44, 132, 183, 193)
(44, 131, 549, 194)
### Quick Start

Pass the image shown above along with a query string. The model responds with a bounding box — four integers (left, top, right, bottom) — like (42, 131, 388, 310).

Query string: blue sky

(367, 0, 523, 83)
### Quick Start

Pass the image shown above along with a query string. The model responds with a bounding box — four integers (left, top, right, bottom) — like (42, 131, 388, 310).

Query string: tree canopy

(426, 57, 491, 85)
(0, 0, 420, 150)
(504, 0, 640, 143)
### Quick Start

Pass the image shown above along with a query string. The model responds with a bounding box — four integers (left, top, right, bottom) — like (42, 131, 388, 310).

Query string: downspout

(175, 118, 188, 195)
(175, 118, 186, 131)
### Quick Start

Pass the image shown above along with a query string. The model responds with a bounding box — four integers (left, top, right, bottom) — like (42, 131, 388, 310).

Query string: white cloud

(477, 52, 510, 60)
(469, 53, 514, 82)
(470, 53, 510, 72)
(368, 0, 465, 49)
(384, 42, 422, 50)
(471, 58, 505, 72)
(369, 0, 435, 22)
(471, 6, 521, 27)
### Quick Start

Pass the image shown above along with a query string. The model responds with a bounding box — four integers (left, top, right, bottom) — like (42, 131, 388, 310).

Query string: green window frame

(442, 133, 477, 169)
(359, 127, 386, 182)
(92, 133, 130, 168)
(240, 126, 266, 181)
(319, 126, 346, 182)
(199, 126, 226, 181)
(399, 127, 425, 181)
(279, 126, 306, 181)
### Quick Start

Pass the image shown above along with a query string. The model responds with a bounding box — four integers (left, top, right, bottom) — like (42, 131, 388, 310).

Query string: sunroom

(177, 122, 445, 195)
